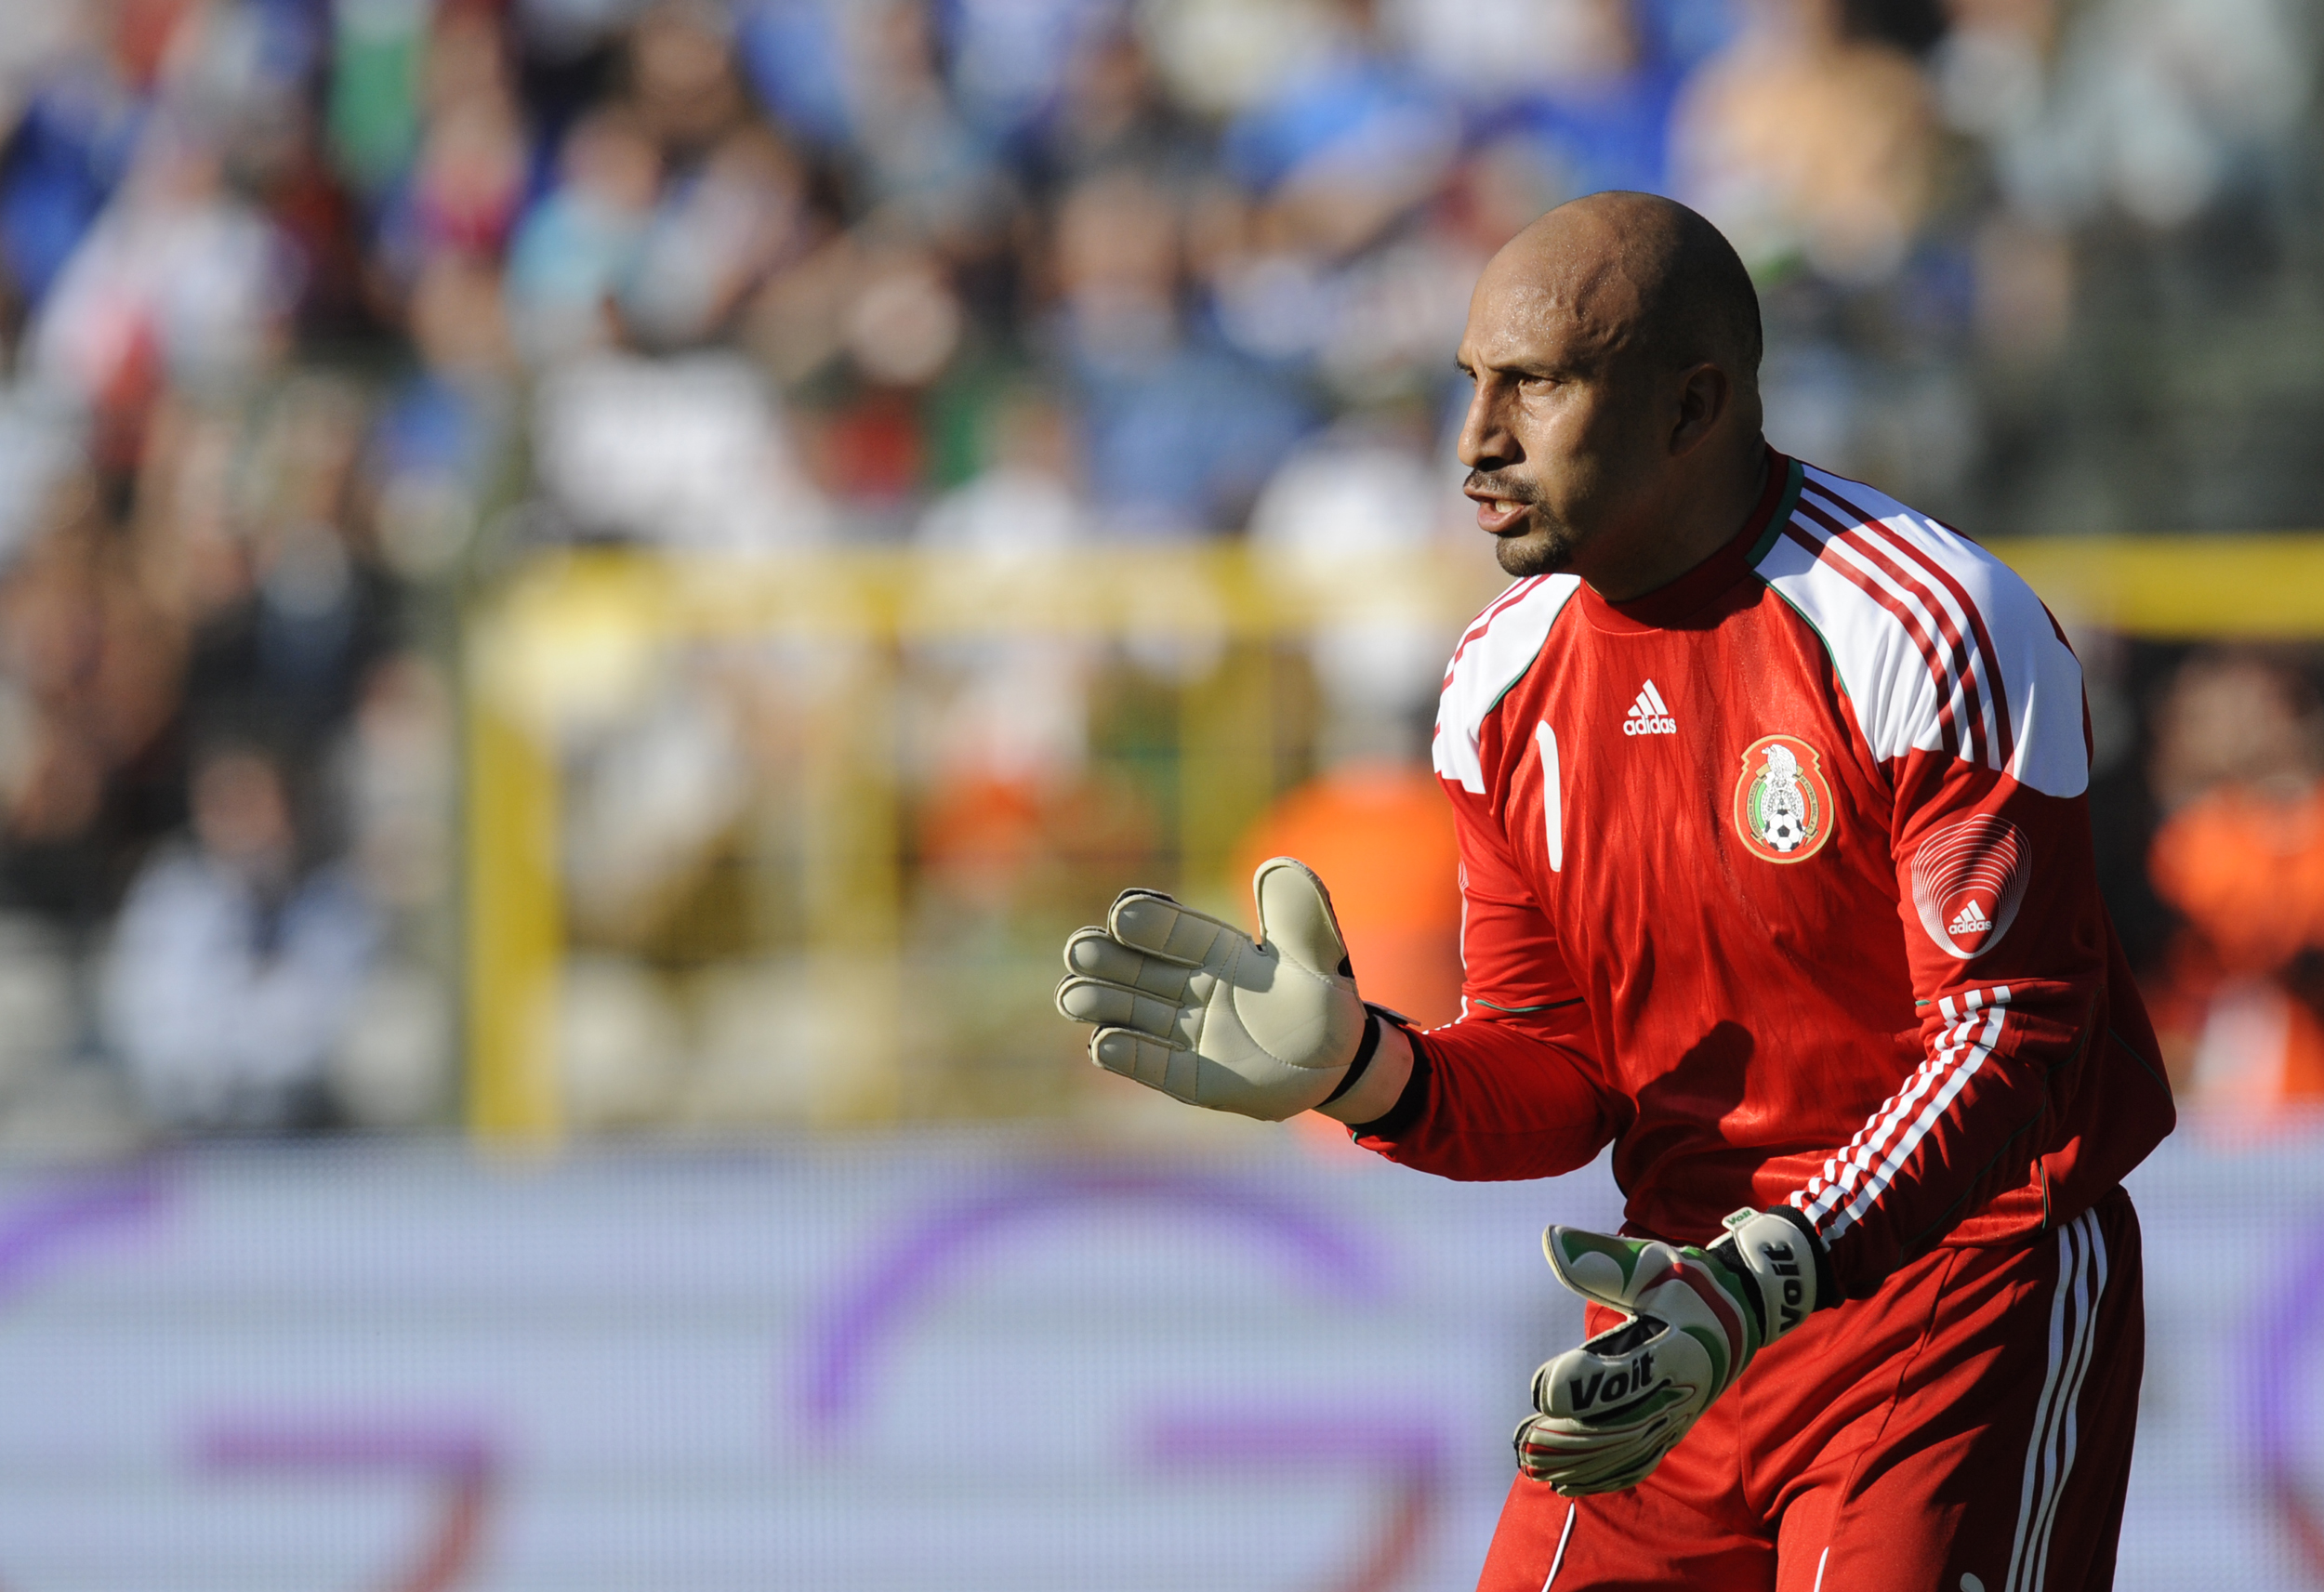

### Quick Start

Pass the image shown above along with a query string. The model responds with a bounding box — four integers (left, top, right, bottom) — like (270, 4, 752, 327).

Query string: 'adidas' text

(1948, 900, 1992, 937)
(1624, 679, 1677, 736)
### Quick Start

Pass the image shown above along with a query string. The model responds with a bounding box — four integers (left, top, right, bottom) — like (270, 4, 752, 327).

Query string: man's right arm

(1346, 795, 1624, 1179)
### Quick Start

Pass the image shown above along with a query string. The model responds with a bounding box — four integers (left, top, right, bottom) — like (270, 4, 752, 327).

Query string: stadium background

(0, 0, 2320, 1585)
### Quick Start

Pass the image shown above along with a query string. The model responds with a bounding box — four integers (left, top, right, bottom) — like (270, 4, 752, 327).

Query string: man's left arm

(1784, 738, 2172, 1296)
(1791, 765, 2095, 1293)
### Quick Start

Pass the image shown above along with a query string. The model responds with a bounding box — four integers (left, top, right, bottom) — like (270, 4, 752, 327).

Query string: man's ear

(1670, 362, 1732, 455)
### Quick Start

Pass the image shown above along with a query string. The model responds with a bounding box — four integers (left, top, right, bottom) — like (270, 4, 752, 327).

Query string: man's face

(1454, 262, 1670, 579)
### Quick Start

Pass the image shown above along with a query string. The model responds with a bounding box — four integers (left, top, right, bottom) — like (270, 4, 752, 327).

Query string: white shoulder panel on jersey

(1754, 467, 2087, 798)
(1432, 574, 1582, 796)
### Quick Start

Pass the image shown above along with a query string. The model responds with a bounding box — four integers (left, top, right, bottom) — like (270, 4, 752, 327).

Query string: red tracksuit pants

(1478, 1186, 2145, 1592)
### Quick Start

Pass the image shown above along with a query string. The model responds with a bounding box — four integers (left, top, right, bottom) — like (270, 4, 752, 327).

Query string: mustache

(1463, 472, 1538, 504)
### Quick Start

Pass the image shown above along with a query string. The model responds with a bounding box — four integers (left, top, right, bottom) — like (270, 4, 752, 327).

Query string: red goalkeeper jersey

(1357, 452, 2174, 1296)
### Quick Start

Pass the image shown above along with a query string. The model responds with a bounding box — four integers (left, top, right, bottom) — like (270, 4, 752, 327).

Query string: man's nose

(1457, 387, 1516, 470)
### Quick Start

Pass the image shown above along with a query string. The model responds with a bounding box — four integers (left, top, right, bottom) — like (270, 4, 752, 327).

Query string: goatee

(1495, 527, 1577, 577)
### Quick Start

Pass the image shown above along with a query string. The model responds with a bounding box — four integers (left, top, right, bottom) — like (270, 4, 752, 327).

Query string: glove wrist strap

(1710, 1205, 1838, 1344)
(1759, 1204, 1838, 1312)
(1318, 1010, 1385, 1106)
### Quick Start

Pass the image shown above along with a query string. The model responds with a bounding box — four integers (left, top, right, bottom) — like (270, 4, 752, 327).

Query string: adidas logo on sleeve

(1624, 679, 1677, 736)
(1948, 900, 1993, 937)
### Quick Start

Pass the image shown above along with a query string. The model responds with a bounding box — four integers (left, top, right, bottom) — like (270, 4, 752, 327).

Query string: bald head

(1486, 191, 1763, 401)
(1454, 193, 1771, 598)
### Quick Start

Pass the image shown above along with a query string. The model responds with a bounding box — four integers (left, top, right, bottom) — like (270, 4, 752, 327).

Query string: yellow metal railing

(463, 545, 1511, 1143)
(1989, 535, 2324, 638)
(462, 533, 2324, 1144)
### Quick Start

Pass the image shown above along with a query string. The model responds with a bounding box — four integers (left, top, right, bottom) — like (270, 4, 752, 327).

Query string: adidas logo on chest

(1623, 678, 1677, 736)
(1949, 900, 1993, 937)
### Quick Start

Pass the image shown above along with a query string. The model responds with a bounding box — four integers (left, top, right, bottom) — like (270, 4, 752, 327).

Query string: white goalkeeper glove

(1512, 1207, 1829, 1495)
(1054, 857, 1376, 1120)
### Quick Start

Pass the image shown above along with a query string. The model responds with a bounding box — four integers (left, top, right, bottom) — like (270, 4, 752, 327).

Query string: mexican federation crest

(1733, 734, 1834, 863)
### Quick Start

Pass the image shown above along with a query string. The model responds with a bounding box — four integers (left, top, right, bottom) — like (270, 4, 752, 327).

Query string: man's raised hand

(1054, 857, 1371, 1120)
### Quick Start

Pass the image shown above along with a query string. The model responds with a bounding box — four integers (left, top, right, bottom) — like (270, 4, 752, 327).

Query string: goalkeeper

(1057, 193, 2173, 1592)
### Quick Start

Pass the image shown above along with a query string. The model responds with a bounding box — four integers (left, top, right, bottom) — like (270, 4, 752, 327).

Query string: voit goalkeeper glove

(1053, 857, 1371, 1120)
(1512, 1207, 1830, 1496)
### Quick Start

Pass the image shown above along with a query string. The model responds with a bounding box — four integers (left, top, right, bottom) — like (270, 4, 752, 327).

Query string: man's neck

(1580, 444, 1771, 604)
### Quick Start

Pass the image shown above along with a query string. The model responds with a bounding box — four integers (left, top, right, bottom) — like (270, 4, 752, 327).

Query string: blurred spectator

(1050, 166, 1312, 533)
(369, 249, 517, 578)
(31, 114, 299, 458)
(1248, 407, 1459, 761)
(1388, 0, 1644, 105)
(909, 388, 1101, 911)
(0, 479, 187, 931)
(101, 739, 376, 1132)
(375, 7, 528, 276)
(626, 124, 809, 348)
(342, 652, 456, 919)
(2145, 651, 2324, 1108)
(561, 668, 754, 948)
(532, 351, 830, 547)
(1670, 0, 1936, 283)
(505, 104, 663, 362)
(1233, 761, 1461, 1026)
(1139, 0, 1342, 118)
(630, 0, 753, 160)
(0, 5, 141, 309)
(1016, 22, 1199, 192)
(915, 387, 1089, 559)
(1949, 0, 2315, 229)
(180, 376, 392, 741)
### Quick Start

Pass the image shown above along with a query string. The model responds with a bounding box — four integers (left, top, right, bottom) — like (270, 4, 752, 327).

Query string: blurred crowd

(2134, 650, 2324, 1111)
(0, 0, 2317, 1144)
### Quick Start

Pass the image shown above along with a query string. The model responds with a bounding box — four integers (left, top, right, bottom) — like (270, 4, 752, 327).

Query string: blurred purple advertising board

(0, 1122, 2304, 1589)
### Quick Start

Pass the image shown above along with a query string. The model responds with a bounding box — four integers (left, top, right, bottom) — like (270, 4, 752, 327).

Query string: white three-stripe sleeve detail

(1797, 482, 2006, 764)
(1535, 722, 1562, 873)
(1540, 1502, 1578, 1590)
(1810, 1000, 2000, 1234)
(1757, 468, 2088, 797)
(1827, 998, 2010, 1237)
(1796, 987, 2010, 1231)
(1798, 993, 1984, 1224)
(1798, 1047, 1959, 1227)
(1795, 519, 1994, 761)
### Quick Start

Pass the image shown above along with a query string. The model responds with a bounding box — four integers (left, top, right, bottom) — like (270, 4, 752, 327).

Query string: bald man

(1057, 193, 2172, 1591)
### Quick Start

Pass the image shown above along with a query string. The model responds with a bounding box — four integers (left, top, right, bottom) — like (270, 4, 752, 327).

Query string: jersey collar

(1576, 448, 1802, 635)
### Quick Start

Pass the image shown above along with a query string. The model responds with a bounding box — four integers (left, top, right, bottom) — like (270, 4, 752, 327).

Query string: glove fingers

(1552, 1442, 1673, 1496)
(1109, 890, 1244, 967)
(1543, 1226, 1670, 1311)
(1565, 1421, 1683, 1493)
(1056, 977, 1194, 1042)
(1512, 1418, 1657, 1487)
(1512, 1414, 1681, 1493)
(1061, 928, 1193, 999)
(1251, 858, 1353, 980)
(1089, 1026, 1193, 1097)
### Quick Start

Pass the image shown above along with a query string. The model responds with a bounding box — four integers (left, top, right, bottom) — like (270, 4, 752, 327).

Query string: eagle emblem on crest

(1734, 734, 1834, 863)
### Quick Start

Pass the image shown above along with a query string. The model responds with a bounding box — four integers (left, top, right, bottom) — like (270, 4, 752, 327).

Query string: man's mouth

(1469, 495, 1532, 535)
